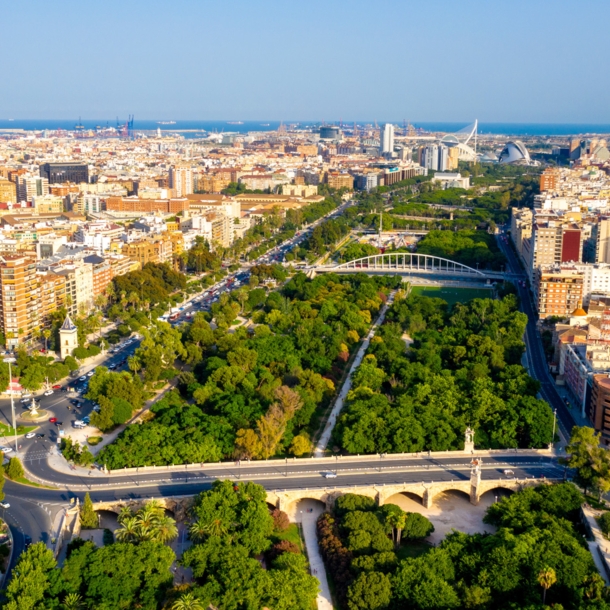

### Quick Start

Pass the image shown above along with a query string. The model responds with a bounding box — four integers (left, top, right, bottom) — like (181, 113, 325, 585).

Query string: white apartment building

(169, 165, 193, 198)
(15, 175, 48, 203)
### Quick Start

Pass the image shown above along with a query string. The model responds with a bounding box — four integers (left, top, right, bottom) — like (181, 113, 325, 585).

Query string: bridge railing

(103, 447, 555, 476)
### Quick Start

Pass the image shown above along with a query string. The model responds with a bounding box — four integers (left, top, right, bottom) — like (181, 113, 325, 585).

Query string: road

(496, 230, 578, 440)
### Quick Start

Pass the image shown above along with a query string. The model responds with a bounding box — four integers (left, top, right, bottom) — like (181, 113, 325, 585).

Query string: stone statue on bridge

(464, 426, 475, 453)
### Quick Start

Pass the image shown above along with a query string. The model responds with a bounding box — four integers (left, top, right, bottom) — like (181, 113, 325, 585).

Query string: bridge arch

(332, 253, 487, 277)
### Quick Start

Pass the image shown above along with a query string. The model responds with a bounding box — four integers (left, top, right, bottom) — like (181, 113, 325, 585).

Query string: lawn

(272, 523, 304, 553)
(396, 539, 434, 560)
(0, 422, 36, 437)
(409, 286, 493, 306)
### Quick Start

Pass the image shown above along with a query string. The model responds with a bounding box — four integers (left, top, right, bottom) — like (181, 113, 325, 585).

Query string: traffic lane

(11, 464, 565, 509)
(3, 489, 53, 578)
(23, 452, 558, 488)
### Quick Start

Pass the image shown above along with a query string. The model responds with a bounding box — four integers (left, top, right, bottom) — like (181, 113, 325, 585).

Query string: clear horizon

(3, 0, 609, 123)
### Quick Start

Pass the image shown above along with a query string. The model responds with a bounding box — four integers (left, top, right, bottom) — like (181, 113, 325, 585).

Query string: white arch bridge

(312, 253, 509, 281)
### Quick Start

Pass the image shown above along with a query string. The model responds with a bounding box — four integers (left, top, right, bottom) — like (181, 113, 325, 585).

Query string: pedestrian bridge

(312, 253, 507, 281)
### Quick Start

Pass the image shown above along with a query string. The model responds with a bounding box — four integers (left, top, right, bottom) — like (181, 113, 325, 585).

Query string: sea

(1, 119, 610, 138)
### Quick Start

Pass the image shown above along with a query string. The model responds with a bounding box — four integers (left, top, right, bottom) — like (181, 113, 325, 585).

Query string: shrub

(271, 509, 290, 532)
(599, 511, 610, 536)
(268, 539, 300, 561)
(6, 457, 24, 481)
(103, 528, 114, 545)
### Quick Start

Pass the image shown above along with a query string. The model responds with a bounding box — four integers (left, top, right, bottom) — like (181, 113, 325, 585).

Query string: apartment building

(15, 176, 49, 202)
(32, 195, 64, 214)
(169, 164, 193, 198)
(536, 265, 584, 318)
(565, 343, 610, 417)
(590, 374, 610, 446)
(0, 254, 42, 348)
(53, 261, 94, 317)
(325, 172, 354, 190)
(0, 180, 16, 203)
(122, 235, 173, 266)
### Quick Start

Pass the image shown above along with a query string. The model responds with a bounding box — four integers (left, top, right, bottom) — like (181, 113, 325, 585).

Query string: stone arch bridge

(90, 476, 554, 522)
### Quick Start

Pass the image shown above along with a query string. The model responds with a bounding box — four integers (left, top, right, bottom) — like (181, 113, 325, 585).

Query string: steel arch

(332, 253, 487, 276)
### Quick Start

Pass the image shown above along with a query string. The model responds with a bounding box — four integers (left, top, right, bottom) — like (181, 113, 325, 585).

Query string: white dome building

(498, 140, 531, 164)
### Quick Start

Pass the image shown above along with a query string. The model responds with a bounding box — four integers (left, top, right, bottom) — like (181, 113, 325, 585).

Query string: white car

(43, 390, 54, 396)
(25, 432, 35, 439)
(87, 370, 94, 377)
(73, 421, 86, 428)
(503, 469, 514, 476)
(323, 472, 337, 479)
(79, 376, 87, 381)
(0, 502, 9, 509)
(0, 447, 13, 454)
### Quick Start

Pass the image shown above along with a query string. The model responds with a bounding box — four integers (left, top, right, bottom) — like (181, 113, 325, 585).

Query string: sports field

(409, 286, 493, 305)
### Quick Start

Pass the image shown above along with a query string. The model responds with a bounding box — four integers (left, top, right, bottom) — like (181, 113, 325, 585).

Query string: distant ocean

(1, 119, 610, 137)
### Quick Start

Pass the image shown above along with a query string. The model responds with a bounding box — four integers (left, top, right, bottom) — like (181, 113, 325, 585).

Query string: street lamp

(3, 357, 17, 454)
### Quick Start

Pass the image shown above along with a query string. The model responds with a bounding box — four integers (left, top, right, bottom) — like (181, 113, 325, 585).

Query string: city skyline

(3, 0, 609, 122)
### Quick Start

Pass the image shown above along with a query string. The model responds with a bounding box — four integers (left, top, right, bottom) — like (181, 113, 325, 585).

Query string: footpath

(314, 290, 396, 456)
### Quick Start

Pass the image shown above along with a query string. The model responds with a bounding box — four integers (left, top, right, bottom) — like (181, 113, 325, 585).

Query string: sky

(2, 0, 608, 123)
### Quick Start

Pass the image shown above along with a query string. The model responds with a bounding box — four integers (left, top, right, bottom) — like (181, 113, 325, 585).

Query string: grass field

(0, 422, 36, 437)
(409, 286, 493, 305)
(272, 523, 305, 552)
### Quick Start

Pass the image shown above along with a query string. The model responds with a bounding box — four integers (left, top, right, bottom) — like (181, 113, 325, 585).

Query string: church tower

(59, 315, 78, 360)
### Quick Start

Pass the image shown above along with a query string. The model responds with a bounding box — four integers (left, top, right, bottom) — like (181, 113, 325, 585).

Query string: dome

(498, 140, 531, 164)
(571, 301, 587, 317)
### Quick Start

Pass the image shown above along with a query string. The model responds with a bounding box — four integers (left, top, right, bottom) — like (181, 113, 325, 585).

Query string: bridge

(310, 253, 510, 281)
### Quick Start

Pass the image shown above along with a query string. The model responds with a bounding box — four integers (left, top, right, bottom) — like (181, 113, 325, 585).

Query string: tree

(80, 492, 98, 529)
(62, 592, 84, 609)
(5, 456, 24, 481)
(347, 571, 392, 610)
(290, 434, 312, 456)
(172, 592, 205, 610)
(564, 426, 610, 495)
(537, 566, 557, 605)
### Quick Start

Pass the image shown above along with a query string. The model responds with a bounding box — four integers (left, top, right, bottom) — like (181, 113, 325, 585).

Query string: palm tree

(128, 356, 142, 376)
(62, 593, 83, 610)
(115, 516, 139, 543)
(188, 520, 208, 543)
(172, 592, 204, 610)
(43, 329, 52, 351)
(153, 515, 178, 543)
(117, 505, 134, 525)
(537, 566, 557, 605)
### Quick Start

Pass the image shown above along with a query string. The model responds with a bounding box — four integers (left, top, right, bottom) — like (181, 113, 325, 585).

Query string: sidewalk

(297, 502, 333, 610)
(314, 291, 395, 456)
(582, 505, 610, 585)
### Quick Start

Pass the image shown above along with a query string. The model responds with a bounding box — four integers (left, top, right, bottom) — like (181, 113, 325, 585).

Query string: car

(79, 376, 87, 381)
(73, 421, 86, 428)
(0, 446, 12, 454)
(87, 371, 94, 377)
(323, 472, 337, 479)
(20, 398, 31, 404)
(37, 434, 45, 438)
(53, 421, 63, 427)
(22, 393, 32, 398)
(43, 390, 54, 396)
(92, 405, 101, 412)
(25, 432, 36, 439)
(108, 364, 116, 370)
(49, 417, 57, 423)
(503, 469, 515, 476)
(52, 384, 61, 390)
(82, 416, 90, 424)
(0, 502, 9, 509)
(60, 387, 68, 392)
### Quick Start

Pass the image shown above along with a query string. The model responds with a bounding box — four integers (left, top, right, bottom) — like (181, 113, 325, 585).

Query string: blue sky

(2, 0, 607, 122)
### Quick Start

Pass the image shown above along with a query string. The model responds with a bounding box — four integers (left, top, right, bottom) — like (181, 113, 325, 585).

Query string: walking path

(298, 501, 333, 610)
(582, 505, 610, 585)
(314, 291, 395, 456)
